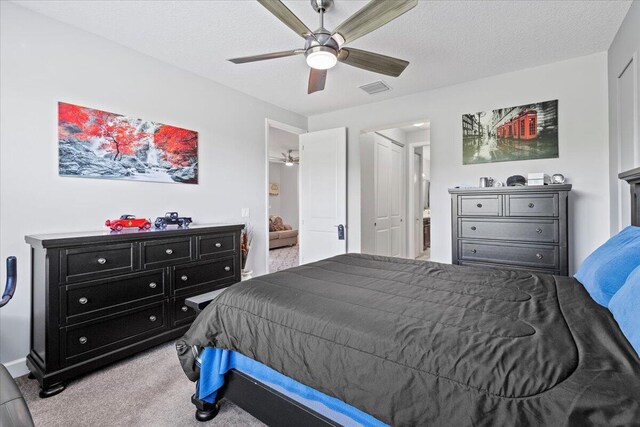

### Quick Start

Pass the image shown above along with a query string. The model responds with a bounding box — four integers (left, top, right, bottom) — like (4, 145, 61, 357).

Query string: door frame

(407, 141, 430, 259)
(412, 149, 423, 258)
(264, 119, 306, 274)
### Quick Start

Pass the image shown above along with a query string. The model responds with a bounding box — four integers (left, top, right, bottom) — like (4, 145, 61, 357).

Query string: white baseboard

(3, 356, 28, 378)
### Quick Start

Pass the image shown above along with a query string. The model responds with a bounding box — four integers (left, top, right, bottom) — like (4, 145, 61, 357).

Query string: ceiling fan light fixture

(285, 161, 294, 166)
(305, 46, 337, 70)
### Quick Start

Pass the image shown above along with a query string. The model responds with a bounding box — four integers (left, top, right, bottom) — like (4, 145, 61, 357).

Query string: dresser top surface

(26, 223, 245, 248)
(449, 184, 572, 194)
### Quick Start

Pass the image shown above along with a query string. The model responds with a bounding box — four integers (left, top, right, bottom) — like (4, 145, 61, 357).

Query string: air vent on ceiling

(359, 80, 391, 95)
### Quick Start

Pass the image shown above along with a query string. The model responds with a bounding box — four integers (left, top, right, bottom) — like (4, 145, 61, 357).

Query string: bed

(176, 170, 640, 426)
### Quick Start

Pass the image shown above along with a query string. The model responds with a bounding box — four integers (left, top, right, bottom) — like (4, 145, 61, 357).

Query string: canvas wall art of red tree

(58, 102, 198, 184)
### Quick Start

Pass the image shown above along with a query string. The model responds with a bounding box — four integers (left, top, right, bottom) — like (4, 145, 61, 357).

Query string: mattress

(177, 254, 640, 426)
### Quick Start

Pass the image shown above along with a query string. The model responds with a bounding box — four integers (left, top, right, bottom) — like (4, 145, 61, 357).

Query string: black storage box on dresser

(25, 224, 243, 397)
(449, 185, 571, 276)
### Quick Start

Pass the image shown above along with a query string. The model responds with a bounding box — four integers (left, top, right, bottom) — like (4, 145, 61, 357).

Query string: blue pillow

(609, 265, 640, 356)
(574, 226, 640, 306)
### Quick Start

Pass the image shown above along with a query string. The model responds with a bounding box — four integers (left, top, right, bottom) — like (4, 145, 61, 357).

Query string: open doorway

(407, 123, 430, 260)
(266, 120, 304, 273)
(360, 121, 430, 260)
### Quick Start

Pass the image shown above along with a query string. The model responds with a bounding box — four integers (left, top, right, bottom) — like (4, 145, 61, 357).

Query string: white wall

(309, 53, 610, 274)
(608, 1, 640, 233)
(279, 164, 299, 229)
(268, 162, 299, 229)
(268, 162, 282, 217)
(0, 2, 306, 374)
(423, 146, 431, 182)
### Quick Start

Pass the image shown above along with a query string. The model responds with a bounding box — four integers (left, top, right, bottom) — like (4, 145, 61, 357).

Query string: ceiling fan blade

(338, 48, 409, 77)
(332, 0, 417, 44)
(257, 0, 312, 38)
(228, 49, 303, 64)
(308, 68, 327, 94)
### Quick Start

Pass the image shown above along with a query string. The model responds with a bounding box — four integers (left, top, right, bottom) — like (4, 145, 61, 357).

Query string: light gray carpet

(15, 342, 264, 427)
(269, 245, 299, 273)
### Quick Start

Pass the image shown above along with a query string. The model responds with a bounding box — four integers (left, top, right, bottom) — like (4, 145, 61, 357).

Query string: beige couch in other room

(269, 215, 298, 249)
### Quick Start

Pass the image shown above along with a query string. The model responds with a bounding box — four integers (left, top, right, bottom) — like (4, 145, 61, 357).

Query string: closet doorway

(360, 121, 430, 260)
(361, 129, 406, 257)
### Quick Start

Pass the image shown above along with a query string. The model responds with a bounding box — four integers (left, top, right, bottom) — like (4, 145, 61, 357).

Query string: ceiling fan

(270, 150, 300, 166)
(228, 0, 418, 94)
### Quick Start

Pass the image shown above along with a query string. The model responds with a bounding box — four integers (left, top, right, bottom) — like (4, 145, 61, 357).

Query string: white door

(299, 127, 347, 264)
(413, 151, 423, 258)
(374, 134, 405, 257)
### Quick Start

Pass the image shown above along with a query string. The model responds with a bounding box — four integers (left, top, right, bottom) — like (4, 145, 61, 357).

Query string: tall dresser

(449, 185, 571, 276)
(25, 224, 243, 397)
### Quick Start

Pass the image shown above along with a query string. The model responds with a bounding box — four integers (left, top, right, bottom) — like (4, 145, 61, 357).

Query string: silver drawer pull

(215, 242, 222, 248)
(528, 203, 535, 208)
(149, 315, 157, 322)
(224, 266, 231, 272)
(470, 226, 477, 231)
(536, 253, 543, 259)
(536, 228, 543, 234)
(78, 297, 88, 305)
(97, 258, 107, 265)
(181, 275, 188, 281)
(181, 306, 189, 312)
(165, 249, 173, 255)
(149, 282, 157, 289)
(476, 203, 483, 208)
(471, 249, 477, 254)
(79, 336, 88, 345)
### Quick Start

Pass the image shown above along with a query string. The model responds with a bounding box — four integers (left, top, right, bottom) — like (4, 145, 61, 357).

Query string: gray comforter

(177, 254, 640, 426)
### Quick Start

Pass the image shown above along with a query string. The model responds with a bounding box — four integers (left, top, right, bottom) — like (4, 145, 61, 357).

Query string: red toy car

(105, 215, 151, 231)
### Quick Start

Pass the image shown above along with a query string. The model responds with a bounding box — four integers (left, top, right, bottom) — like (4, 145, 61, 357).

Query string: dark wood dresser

(25, 224, 243, 397)
(449, 185, 571, 276)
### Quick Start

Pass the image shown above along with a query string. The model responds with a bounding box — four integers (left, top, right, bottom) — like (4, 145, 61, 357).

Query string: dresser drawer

(506, 193, 559, 217)
(63, 302, 168, 363)
(173, 258, 236, 294)
(63, 270, 166, 323)
(459, 241, 559, 269)
(199, 233, 236, 259)
(459, 261, 559, 275)
(459, 218, 559, 243)
(142, 238, 192, 268)
(61, 243, 135, 283)
(458, 195, 501, 216)
(172, 296, 198, 327)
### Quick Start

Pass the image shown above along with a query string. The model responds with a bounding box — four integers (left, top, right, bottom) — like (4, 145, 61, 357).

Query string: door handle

(335, 224, 345, 240)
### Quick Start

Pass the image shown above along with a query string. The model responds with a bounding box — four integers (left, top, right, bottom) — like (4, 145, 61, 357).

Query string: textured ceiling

(14, 0, 631, 116)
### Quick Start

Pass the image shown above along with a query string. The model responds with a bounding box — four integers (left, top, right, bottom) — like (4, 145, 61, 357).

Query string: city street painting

(58, 102, 198, 184)
(462, 100, 558, 165)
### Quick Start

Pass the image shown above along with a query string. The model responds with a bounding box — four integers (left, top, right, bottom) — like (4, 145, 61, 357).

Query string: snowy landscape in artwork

(58, 102, 198, 184)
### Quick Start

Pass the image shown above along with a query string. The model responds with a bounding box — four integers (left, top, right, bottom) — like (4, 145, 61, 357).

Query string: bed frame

(191, 370, 338, 426)
(619, 166, 640, 226)
(190, 168, 640, 425)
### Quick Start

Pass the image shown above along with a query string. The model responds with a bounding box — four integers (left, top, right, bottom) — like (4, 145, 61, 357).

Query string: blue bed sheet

(196, 347, 387, 427)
